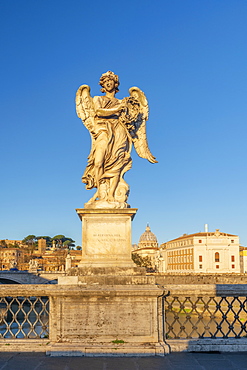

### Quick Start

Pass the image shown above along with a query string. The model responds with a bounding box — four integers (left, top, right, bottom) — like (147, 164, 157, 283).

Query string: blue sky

(1, 0, 247, 247)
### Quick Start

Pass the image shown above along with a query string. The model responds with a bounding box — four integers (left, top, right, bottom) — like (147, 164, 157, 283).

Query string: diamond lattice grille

(0, 297, 49, 339)
(164, 295, 247, 339)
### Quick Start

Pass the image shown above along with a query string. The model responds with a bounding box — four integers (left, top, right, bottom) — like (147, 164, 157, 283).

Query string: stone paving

(0, 352, 247, 370)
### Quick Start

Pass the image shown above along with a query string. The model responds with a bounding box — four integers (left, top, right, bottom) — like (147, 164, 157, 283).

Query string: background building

(160, 228, 240, 273)
(0, 248, 25, 270)
(239, 246, 247, 273)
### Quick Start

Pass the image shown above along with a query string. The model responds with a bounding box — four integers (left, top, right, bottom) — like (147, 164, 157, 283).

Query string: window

(199, 255, 202, 262)
(232, 264, 235, 269)
(216, 265, 219, 269)
(231, 256, 235, 262)
(231, 240, 234, 243)
(215, 252, 220, 262)
(199, 264, 202, 269)
(199, 240, 202, 243)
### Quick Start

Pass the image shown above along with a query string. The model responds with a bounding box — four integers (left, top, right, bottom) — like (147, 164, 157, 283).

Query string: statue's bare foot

(107, 195, 115, 202)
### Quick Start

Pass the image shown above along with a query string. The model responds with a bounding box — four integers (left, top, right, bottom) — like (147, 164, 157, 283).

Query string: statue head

(99, 71, 120, 93)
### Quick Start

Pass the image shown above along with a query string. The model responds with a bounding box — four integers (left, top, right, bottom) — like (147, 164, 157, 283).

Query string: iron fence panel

(0, 297, 49, 339)
(164, 295, 247, 339)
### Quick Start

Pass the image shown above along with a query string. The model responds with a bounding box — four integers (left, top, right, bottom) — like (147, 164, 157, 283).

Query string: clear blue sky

(1, 0, 247, 247)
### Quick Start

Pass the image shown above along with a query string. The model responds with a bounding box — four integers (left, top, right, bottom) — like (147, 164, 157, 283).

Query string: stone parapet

(1, 284, 247, 355)
(59, 274, 155, 285)
(0, 283, 167, 356)
(166, 338, 247, 353)
(155, 273, 247, 285)
(66, 266, 146, 276)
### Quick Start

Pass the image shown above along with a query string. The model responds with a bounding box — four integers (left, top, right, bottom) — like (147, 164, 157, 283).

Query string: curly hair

(99, 71, 120, 93)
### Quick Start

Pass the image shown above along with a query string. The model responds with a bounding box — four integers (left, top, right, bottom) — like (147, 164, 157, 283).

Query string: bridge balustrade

(1, 284, 247, 353)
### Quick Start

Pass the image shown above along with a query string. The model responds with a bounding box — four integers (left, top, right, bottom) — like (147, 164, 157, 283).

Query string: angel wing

(129, 87, 158, 164)
(75, 84, 95, 133)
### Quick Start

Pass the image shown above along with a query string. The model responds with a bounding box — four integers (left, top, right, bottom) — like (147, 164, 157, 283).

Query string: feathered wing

(129, 87, 158, 164)
(75, 84, 95, 133)
(76, 84, 96, 186)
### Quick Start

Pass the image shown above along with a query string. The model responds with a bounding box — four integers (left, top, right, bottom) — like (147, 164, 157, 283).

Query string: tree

(22, 235, 37, 254)
(22, 235, 36, 244)
(51, 235, 65, 248)
(132, 253, 155, 272)
(51, 235, 75, 249)
(0, 240, 7, 248)
(63, 240, 75, 249)
(7, 242, 19, 248)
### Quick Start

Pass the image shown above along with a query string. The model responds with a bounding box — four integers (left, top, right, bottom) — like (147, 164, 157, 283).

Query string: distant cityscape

(0, 236, 81, 272)
(1, 225, 247, 274)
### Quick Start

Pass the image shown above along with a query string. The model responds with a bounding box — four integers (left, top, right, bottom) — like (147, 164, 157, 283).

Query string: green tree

(132, 253, 154, 272)
(0, 240, 7, 248)
(63, 240, 75, 249)
(51, 235, 75, 249)
(51, 235, 65, 248)
(22, 235, 37, 254)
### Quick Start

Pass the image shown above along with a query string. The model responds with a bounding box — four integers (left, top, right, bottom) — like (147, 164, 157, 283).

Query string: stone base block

(59, 266, 151, 285)
(75, 208, 137, 268)
(58, 273, 155, 285)
(67, 266, 146, 276)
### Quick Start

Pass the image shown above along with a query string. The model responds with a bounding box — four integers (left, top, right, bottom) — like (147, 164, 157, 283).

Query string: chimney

(204, 224, 208, 233)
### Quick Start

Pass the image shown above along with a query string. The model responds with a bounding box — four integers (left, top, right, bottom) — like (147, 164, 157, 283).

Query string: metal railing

(163, 285, 247, 340)
(0, 296, 49, 339)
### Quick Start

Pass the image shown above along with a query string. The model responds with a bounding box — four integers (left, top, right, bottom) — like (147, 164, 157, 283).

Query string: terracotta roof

(161, 231, 237, 244)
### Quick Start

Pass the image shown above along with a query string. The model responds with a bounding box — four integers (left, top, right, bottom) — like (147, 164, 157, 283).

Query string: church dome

(138, 224, 159, 248)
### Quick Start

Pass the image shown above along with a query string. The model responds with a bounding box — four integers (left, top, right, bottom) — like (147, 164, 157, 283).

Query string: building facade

(0, 248, 25, 270)
(160, 229, 240, 273)
(239, 246, 247, 273)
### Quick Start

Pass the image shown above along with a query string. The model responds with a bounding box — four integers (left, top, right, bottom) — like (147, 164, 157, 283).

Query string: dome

(138, 224, 158, 248)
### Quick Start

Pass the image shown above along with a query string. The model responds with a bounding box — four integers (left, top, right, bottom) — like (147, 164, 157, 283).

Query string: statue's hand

(119, 99, 128, 113)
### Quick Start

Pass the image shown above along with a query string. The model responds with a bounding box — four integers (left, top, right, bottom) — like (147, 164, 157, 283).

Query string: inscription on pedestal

(84, 218, 128, 255)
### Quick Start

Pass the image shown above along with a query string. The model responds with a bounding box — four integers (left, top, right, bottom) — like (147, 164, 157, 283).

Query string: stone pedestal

(54, 207, 167, 356)
(76, 208, 137, 268)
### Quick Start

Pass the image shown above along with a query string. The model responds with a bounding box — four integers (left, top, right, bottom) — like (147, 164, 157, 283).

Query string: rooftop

(162, 229, 237, 244)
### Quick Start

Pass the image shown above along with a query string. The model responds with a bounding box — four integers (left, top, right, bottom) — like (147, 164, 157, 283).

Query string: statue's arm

(94, 98, 124, 117)
(96, 106, 123, 117)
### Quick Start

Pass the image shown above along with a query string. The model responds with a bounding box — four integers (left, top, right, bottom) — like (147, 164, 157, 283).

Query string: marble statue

(76, 71, 157, 208)
(28, 259, 38, 272)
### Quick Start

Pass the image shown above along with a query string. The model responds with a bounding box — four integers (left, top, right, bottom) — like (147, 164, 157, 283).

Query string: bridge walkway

(0, 352, 247, 369)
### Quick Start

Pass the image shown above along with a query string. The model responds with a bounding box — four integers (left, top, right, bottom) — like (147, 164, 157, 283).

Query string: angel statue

(76, 71, 157, 209)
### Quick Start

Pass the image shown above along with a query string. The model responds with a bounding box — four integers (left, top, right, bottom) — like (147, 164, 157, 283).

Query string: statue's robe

(82, 95, 132, 193)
